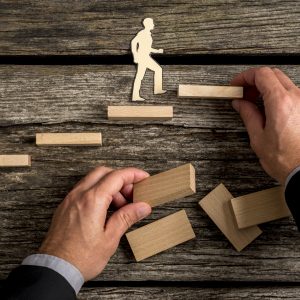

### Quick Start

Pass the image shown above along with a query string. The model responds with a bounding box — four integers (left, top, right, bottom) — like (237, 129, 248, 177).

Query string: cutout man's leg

(132, 64, 147, 101)
(147, 58, 166, 95)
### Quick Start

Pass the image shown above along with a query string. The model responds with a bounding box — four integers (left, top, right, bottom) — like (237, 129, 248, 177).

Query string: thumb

(232, 100, 264, 137)
(105, 202, 151, 239)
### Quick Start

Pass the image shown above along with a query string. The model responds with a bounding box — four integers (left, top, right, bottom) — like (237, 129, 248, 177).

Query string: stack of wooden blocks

(0, 84, 291, 261)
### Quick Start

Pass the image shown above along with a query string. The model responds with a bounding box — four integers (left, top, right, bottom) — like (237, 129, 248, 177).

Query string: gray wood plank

(0, 1, 299, 55)
(0, 65, 299, 281)
(78, 287, 300, 299)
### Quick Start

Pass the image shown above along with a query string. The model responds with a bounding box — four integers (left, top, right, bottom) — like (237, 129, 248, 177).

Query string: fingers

(231, 67, 286, 102)
(111, 183, 135, 209)
(72, 166, 113, 193)
(105, 202, 151, 239)
(91, 168, 149, 223)
(273, 68, 297, 90)
(120, 184, 134, 199)
(112, 192, 128, 208)
(72, 166, 131, 209)
(232, 99, 265, 138)
(94, 168, 149, 202)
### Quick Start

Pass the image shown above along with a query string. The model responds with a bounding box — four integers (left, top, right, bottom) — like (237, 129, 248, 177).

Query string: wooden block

(0, 155, 31, 167)
(126, 210, 195, 261)
(178, 84, 243, 99)
(231, 186, 291, 229)
(107, 106, 173, 120)
(199, 183, 262, 251)
(36, 133, 102, 146)
(133, 163, 196, 207)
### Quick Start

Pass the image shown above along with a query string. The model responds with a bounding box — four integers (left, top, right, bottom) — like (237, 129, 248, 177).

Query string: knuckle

(281, 93, 292, 103)
(63, 193, 76, 207)
(83, 189, 96, 203)
(118, 211, 133, 229)
(110, 169, 125, 180)
(257, 66, 272, 76)
(95, 165, 111, 173)
(272, 67, 281, 74)
(277, 96, 293, 115)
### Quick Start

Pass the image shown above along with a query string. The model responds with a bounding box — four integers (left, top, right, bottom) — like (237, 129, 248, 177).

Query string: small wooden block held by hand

(178, 85, 243, 99)
(0, 155, 31, 167)
(199, 183, 262, 252)
(36, 133, 102, 146)
(133, 163, 196, 207)
(231, 186, 291, 229)
(126, 210, 195, 261)
(107, 106, 173, 120)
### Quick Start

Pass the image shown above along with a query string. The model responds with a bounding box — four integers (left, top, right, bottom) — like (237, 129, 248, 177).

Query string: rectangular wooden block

(231, 186, 291, 229)
(199, 183, 262, 251)
(0, 155, 31, 167)
(36, 133, 102, 146)
(133, 163, 196, 207)
(107, 106, 173, 120)
(178, 84, 243, 99)
(126, 210, 195, 261)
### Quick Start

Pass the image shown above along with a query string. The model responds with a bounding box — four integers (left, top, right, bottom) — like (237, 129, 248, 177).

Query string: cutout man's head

(143, 18, 154, 30)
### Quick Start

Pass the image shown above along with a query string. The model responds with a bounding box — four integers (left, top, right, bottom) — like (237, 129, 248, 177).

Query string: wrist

(39, 245, 84, 280)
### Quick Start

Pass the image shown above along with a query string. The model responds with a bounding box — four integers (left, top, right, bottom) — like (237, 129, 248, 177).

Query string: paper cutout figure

(131, 18, 166, 101)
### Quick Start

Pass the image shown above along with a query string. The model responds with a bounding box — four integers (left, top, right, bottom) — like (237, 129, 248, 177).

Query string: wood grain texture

(0, 155, 31, 167)
(126, 210, 195, 261)
(231, 186, 291, 229)
(133, 163, 195, 207)
(178, 85, 243, 99)
(1, 65, 299, 128)
(199, 184, 262, 251)
(78, 287, 300, 299)
(107, 106, 173, 121)
(1, 1, 299, 55)
(0, 65, 300, 282)
(36, 132, 102, 146)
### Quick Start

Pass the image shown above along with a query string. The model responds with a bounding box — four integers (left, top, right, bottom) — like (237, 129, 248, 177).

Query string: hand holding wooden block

(0, 155, 31, 167)
(178, 84, 243, 99)
(36, 133, 102, 146)
(133, 163, 196, 207)
(231, 186, 291, 229)
(199, 183, 262, 251)
(107, 106, 173, 120)
(126, 210, 195, 261)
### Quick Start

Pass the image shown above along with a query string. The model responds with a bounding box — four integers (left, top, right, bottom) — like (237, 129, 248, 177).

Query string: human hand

(231, 67, 300, 184)
(157, 48, 164, 54)
(39, 166, 151, 281)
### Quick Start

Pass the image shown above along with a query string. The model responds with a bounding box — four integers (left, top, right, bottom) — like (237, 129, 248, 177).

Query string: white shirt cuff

(22, 254, 84, 295)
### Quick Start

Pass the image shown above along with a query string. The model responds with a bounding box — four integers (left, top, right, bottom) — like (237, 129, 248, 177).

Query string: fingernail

(232, 100, 240, 112)
(137, 203, 151, 219)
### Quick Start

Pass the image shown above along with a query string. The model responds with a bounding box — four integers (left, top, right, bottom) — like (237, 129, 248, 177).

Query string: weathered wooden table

(1, 1, 300, 299)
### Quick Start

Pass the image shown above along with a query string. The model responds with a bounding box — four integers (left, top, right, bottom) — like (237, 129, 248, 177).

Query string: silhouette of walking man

(131, 18, 166, 101)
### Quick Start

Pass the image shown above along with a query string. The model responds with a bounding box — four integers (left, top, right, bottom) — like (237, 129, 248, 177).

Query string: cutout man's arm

(151, 47, 164, 54)
(131, 36, 139, 63)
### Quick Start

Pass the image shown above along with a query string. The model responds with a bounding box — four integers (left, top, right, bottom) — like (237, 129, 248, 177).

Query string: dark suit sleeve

(1, 265, 76, 300)
(285, 170, 300, 231)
